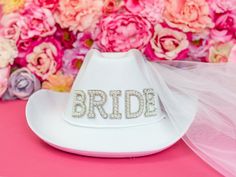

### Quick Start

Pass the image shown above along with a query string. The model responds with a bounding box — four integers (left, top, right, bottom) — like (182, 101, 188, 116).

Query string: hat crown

(65, 49, 165, 128)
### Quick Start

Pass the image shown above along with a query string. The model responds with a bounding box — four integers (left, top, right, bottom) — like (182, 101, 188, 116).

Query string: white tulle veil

(141, 55, 236, 176)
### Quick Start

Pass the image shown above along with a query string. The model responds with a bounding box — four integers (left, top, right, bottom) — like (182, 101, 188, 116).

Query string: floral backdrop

(0, 0, 236, 100)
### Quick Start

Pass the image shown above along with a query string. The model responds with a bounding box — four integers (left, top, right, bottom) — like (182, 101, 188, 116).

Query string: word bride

(72, 88, 158, 119)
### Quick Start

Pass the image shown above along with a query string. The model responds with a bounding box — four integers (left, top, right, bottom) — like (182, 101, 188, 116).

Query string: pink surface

(0, 101, 222, 177)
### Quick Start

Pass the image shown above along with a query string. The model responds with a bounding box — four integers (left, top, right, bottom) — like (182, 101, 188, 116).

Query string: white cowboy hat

(26, 49, 197, 157)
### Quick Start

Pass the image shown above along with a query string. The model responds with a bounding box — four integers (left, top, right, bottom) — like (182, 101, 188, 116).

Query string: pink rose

(0, 13, 21, 41)
(103, 0, 124, 13)
(15, 36, 42, 67)
(25, 38, 63, 80)
(125, 0, 164, 24)
(54, 0, 104, 33)
(17, 36, 41, 57)
(145, 24, 189, 61)
(94, 12, 152, 52)
(164, 0, 214, 32)
(0, 67, 10, 98)
(208, 41, 234, 63)
(209, 0, 236, 13)
(210, 12, 236, 42)
(32, 0, 59, 11)
(17, 5, 56, 39)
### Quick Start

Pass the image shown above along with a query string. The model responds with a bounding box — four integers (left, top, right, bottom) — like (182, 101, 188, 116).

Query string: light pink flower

(164, 0, 214, 32)
(0, 37, 18, 68)
(125, 0, 164, 24)
(54, 0, 104, 33)
(25, 38, 63, 80)
(0, 66, 10, 98)
(209, 0, 236, 13)
(145, 24, 189, 61)
(210, 12, 236, 42)
(17, 5, 56, 39)
(0, 13, 21, 41)
(95, 12, 152, 52)
(208, 41, 234, 63)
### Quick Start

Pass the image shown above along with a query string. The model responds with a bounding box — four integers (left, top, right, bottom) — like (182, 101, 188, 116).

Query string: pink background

(0, 101, 222, 177)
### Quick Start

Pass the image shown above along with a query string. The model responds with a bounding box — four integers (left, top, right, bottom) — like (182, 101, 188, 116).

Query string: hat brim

(26, 90, 196, 157)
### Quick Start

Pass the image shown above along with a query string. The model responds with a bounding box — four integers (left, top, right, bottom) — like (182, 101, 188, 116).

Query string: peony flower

(54, 0, 104, 33)
(32, 0, 59, 11)
(164, 0, 214, 32)
(125, 0, 164, 24)
(103, 0, 124, 13)
(17, 5, 56, 39)
(0, 0, 25, 14)
(209, 0, 236, 13)
(14, 36, 43, 68)
(0, 66, 10, 98)
(25, 38, 63, 80)
(145, 24, 189, 61)
(188, 32, 210, 61)
(208, 41, 234, 63)
(2, 68, 41, 100)
(62, 49, 84, 76)
(0, 37, 18, 68)
(0, 13, 21, 41)
(16, 36, 42, 59)
(94, 12, 153, 52)
(42, 72, 74, 92)
(210, 12, 236, 42)
(54, 26, 76, 49)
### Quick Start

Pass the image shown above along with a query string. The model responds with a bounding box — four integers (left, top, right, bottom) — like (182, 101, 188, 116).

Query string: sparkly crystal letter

(72, 90, 86, 118)
(143, 88, 158, 117)
(88, 90, 108, 119)
(109, 90, 122, 119)
(125, 90, 144, 119)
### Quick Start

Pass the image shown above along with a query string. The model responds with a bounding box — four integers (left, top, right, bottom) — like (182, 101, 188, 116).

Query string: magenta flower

(210, 11, 236, 42)
(54, 25, 76, 49)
